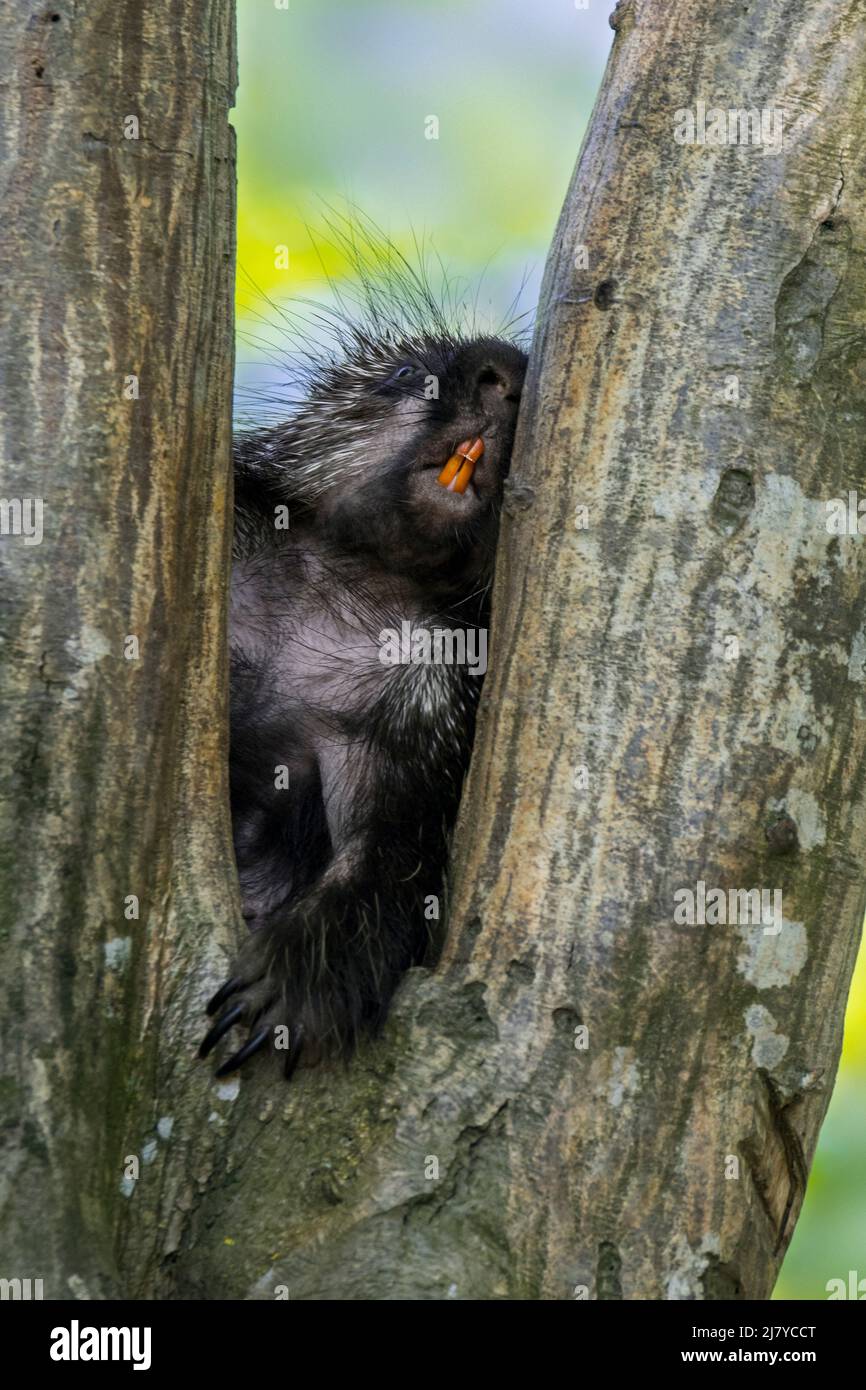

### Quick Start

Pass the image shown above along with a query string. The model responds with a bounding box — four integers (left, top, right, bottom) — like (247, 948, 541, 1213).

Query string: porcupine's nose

(474, 359, 525, 420)
(453, 339, 527, 419)
(475, 361, 524, 410)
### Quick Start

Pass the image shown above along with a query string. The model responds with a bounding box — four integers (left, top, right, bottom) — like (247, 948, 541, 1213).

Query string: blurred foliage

(235, 0, 865, 1300)
(775, 944, 866, 1299)
(234, 0, 608, 399)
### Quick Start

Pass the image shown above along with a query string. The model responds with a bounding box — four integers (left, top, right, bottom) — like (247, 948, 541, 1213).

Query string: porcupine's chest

(230, 553, 464, 736)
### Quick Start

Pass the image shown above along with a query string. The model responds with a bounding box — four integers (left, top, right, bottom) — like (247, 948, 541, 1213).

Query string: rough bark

(0, 2, 237, 1298)
(157, 0, 865, 1302)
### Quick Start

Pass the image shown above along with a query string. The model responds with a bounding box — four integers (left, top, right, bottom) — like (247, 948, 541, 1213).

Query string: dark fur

(201, 239, 526, 1078)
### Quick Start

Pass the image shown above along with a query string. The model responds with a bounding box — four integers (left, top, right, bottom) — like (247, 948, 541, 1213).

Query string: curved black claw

(282, 1025, 305, 1082)
(198, 1002, 245, 1059)
(215, 1027, 270, 1078)
(206, 976, 245, 1017)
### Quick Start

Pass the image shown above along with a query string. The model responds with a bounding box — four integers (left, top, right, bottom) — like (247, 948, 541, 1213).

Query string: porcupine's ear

(231, 420, 307, 528)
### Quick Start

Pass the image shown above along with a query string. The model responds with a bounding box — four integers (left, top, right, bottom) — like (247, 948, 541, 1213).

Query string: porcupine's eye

(375, 362, 419, 396)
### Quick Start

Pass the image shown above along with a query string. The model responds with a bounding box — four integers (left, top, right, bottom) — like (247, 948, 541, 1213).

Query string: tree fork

(3, 0, 864, 1302)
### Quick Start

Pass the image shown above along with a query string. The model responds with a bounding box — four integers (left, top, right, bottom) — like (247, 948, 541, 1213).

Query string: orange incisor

(437, 437, 484, 494)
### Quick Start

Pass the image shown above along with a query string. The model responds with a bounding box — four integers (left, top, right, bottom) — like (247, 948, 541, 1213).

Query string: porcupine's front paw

(198, 932, 305, 1081)
(199, 874, 415, 1079)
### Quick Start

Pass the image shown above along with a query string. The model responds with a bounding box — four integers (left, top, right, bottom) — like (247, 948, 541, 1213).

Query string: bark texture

(155, 0, 866, 1301)
(0, 2, 237, 1297)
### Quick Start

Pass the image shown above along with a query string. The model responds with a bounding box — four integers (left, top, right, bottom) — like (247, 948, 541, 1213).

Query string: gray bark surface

(0, 1, 237, 1298)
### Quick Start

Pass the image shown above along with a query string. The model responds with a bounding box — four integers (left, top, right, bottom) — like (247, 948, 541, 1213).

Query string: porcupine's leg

(200, 728, 457, 1078)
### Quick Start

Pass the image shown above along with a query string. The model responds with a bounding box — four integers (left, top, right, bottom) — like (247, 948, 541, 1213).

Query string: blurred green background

(235, 0, 865, 1300)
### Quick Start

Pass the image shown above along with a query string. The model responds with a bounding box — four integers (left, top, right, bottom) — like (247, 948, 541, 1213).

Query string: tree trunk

(3, 0, 864, 1303)
(162, 0, 865, 1302)
(0, 1, 237, 1298)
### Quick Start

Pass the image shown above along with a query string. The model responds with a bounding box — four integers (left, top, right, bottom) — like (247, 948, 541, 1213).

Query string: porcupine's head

(236, 215, 528, 587)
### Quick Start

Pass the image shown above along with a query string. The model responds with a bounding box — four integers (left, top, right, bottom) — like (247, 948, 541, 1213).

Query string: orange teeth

(437, 437, 484, 494)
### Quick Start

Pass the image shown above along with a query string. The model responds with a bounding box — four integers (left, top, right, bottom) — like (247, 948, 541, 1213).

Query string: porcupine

(199, 235, 527, 1079)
